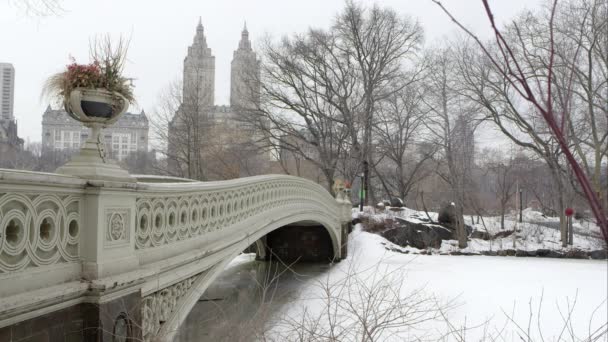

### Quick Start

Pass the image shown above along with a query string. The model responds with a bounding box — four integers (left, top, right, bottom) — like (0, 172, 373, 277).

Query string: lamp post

(565, 207, 574, 245)
(519, 188, 523, 223)
(355, 172, 366, 212)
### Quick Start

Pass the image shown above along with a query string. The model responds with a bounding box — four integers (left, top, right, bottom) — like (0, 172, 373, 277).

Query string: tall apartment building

(0, 63, 15, 120)
(0, 62, 24, 167)
(41, 106, 149, 161)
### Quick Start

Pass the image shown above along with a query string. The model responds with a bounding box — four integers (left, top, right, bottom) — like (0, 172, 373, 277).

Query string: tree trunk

(457, 205, 468, 248)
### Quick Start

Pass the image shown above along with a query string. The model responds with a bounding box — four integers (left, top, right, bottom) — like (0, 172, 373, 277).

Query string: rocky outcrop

(381, 217, 454, 249)
(470, 230, 491, 240)
(438, 203, 458, 225)
(437, 203, 474, 236)
(589, 249, 607, 260)
(390, 197, 404, 208)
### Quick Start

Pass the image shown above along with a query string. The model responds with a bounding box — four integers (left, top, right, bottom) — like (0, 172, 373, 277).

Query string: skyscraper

(0, 63, 15, 120)
(183, 18, 215, 108)
(230, 22, 260, 110)
(0, 62, 23, 167)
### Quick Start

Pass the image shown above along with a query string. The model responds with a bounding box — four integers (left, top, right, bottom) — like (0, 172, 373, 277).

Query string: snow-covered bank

(269, 225, 608, 341)
(356, 206, 606, 256)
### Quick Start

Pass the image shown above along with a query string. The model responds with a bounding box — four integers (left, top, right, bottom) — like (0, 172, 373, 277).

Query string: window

(54, 130, 81, 150)
(111, 132, 136, 160)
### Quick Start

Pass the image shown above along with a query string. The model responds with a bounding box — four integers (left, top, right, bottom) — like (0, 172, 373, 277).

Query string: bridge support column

(0, 290, 143, 342)
(341, 222, 350, 259)
(336, 186, 353, 261)
(255, 236, 268, 261)
(80, 290, 143, 342)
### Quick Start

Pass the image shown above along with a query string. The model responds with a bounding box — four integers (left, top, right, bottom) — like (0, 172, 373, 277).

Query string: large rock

(492, 230, 514, 239)
(390, 197, 404, 208)
(589, 249, 607, 260)
(437, 202, 473, 236)
(470, 230, 491, 240)
(564, 249, 588, 259)
(381, 217, 454, 249)
(438, 202, 458, 225)
(536, 249, 564, 258)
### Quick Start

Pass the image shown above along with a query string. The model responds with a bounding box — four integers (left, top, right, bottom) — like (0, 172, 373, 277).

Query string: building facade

(41, 106, 149, 161)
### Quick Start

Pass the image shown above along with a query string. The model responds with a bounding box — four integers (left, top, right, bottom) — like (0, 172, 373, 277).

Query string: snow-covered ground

(358, 206, 606, 253)
(269, 225, 608, 341)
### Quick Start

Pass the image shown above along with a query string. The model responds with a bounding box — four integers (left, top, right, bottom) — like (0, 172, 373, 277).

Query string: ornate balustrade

(134, 176, 339, 251)
(0, 170, 86, 298)
(0, 168, 351, 341)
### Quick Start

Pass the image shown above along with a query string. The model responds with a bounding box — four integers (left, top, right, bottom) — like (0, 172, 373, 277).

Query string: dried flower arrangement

(42, 36, 135, 108)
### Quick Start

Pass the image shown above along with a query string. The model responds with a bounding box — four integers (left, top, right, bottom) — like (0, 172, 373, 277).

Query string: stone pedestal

(56, 125, 134, 183)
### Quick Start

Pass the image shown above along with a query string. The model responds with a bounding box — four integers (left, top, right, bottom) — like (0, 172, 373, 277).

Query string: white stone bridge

(0, 169, 351, 341)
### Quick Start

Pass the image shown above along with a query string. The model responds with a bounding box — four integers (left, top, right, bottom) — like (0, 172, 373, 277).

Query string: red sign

(565, 207, 574, 217)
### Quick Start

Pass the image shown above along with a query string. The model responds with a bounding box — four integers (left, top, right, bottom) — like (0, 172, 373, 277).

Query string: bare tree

(6, 0, 63, 16)
(240, 2, 424, 197)
(334, 1, 424, 204)
(150, 69, 213, 180)
(432, 0, 608, 243)
(447, 8, 590, 246)
(553, 0, 608, 206)
(422, 46, 479, 248)
(240, 31, 353, 193)
(372, 80, 435, 201)
(484, 148, 518, 230)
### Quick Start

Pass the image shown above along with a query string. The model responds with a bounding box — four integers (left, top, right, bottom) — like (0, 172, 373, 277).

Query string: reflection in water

(174, 254, 332, 342)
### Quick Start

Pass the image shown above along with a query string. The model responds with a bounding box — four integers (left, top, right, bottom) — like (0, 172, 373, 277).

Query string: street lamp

(356, 172, 365, 212)
(519, 188, 523, 223)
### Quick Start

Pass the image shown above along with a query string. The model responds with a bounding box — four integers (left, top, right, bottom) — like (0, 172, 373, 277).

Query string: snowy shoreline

(355, 206, 607, 260)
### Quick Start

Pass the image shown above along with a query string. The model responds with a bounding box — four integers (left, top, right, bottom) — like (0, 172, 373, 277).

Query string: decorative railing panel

(142, 273, 200, 341)
(135, 177, 338, 250)
(0, 192, 81, 273)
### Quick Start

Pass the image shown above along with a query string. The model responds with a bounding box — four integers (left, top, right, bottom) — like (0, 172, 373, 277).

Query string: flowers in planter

(43, 37, 135, 107)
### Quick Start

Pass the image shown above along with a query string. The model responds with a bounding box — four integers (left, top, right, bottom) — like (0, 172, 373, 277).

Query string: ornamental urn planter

(55, 88, 134, 182)
(66, 88, 129, 125)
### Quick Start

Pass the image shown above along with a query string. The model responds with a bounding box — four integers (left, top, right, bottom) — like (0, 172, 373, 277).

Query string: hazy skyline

(0, 0, 540, 143)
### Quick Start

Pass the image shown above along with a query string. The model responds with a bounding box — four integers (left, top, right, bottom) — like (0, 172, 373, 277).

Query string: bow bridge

(0, 169, 351, 341)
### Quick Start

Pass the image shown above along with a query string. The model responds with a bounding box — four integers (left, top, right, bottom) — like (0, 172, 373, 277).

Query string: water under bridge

(0, 169, 351, 341)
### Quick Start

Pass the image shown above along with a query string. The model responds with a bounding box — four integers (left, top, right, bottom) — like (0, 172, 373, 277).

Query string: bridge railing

(134, 175, 347, 265)
(0, 170, 86, 298)
(0, 169, 351, 301)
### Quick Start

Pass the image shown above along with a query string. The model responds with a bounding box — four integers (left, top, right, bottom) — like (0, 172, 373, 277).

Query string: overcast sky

(0, 0, 540, 144)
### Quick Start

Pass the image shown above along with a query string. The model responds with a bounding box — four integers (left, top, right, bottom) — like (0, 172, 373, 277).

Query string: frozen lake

(176, 229, 608, 341)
